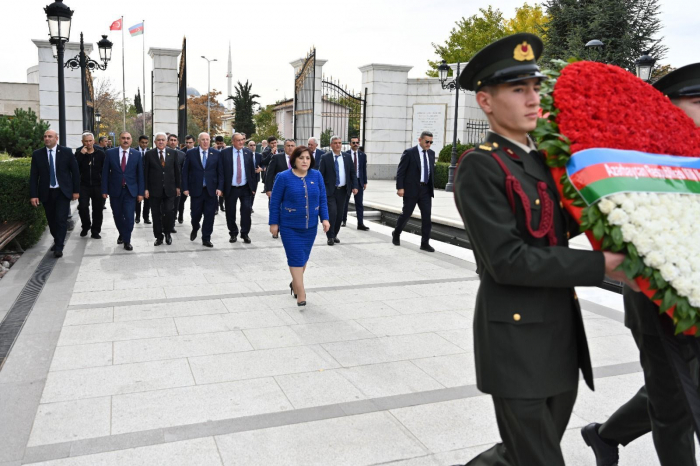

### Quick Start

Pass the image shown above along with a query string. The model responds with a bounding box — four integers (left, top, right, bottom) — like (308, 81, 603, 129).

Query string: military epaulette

(479, 144, 493, 151)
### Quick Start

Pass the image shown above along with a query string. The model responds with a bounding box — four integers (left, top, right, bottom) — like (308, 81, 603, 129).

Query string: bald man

(30, 130, 80, 258)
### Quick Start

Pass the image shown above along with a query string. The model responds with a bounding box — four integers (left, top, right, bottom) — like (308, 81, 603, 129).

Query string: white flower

(621, 199, 636, 213)
(644, 251, 665, 268)
(621, 223, 637, 242)
(635, 236, 654, 256)
(598, 199, 615, 214)
(607, 208, 630, 226)
(610, 194, 628, 205)
(660, 263, 680, 282)
(672, 277, 693, 297)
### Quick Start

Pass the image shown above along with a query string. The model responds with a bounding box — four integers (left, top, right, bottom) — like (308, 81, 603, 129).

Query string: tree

(427, 4, 548, 77)
(0, 108, 50, 157)
(228, 81, 259, 137)
(187, 90, 224, 134)
(541, 0, 666, 71)
(134, 88, 143, 114)
(251, 104, 281, 142)
(320, 128, 333, 148)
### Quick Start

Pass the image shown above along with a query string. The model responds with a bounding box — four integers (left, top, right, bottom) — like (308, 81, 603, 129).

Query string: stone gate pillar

(290, 57, 327, 142)
(149, 47, 180, 136)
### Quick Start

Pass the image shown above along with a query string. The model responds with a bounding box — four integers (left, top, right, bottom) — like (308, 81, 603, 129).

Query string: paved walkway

(0, 193, 692, 465)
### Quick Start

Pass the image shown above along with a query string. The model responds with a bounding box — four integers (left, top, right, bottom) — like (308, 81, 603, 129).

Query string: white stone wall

(32, 39, 93, 149)
(149, 48, 180, 136)
(360, 63, 487, 180)
(0, 82, 40, 118)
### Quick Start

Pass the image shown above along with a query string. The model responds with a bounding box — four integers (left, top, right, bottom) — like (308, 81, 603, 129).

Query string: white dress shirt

(232, 149, 247, 186)
(417, 145, 430, 182)
(332, 152, 346, 187)
(46, 145, 59, 188)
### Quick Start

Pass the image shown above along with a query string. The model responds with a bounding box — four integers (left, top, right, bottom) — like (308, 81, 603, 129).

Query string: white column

(290, 57, 327, 141)
(149, 47, 180, 136)
(32, 39, 93, 149)
(359, 64, 412, 180)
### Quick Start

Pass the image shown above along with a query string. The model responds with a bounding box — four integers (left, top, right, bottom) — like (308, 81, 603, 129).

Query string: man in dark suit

(75, 131, 106, 239)
(177, 135, 196, 223)
(29, 130, 80, 258)
(342, 137, 369, 230)
(134, 134, 151, 224)
(214, 135, 227, 214)
(247, 140, 264, 214)
(182, 132, 223, 248)
(318, 136, 358, 246)
(144, 133, 181, 246)
(393, 131, 436, 252)
(260, 136, 280, 191)
(102, 131, 145, 251)
(265, 138, 294, 195)
(451, 33, 636, 466)
(167, 134, 186, 229)
(221, 133, 257, 243)
(307, 136, 325, 166)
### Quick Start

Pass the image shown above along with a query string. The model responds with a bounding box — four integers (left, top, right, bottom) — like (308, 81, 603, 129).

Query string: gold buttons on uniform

(492, 142, 499, 148)
(535, 199, 540, 205)
(573, 293, 578, 300)
(559, 201, 564, 208)
(513, 313, 521, 322)
(567, 231, 571, 239)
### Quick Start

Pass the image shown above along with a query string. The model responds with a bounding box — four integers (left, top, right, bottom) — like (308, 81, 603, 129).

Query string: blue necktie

(334, 155, 340, 187)
(202, 151, 207, 187)
(422, 150, 429, 183)
(48, 149, 56, 187)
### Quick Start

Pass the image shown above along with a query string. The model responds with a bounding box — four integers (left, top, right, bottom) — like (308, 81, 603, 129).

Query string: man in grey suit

(307, 136, 325, 166)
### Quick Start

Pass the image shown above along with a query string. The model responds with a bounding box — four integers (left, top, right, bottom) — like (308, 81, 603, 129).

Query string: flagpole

(121, 15, 126, 132)
(142, 20, 146, 137)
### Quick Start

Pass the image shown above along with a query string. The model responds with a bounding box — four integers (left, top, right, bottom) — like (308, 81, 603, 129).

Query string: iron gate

(320, 77, 366, 151)
(462, 119, 490, 146)
(293, 48, 315, 146)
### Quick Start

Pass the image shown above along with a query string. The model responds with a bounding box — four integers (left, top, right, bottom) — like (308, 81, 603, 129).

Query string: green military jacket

(454, 131, 605, 399)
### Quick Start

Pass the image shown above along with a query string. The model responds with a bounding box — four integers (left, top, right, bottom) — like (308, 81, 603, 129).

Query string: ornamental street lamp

(438, 60, 467, 193)
(45, 0, 73, 146)
(65, 32, 112, 132)
(585, 39, 605, 63)
(635, 51, 657, 83)
(95, 111, 101, 137)
(201, 56, 217, 135)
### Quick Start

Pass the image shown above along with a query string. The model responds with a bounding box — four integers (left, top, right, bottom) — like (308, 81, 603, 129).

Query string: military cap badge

(513, 42, 535, 61)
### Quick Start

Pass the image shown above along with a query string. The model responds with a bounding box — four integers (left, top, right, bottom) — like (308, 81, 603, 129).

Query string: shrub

(0, 158, 47, 248)
(439, 141, 474, 163)
(0, 108, 50, 158)
(434, 162, 450, 189)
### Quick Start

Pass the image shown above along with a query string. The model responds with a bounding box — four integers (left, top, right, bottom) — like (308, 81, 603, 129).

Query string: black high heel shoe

(297, 301, 306, 307)
(290, 282, 297, 298)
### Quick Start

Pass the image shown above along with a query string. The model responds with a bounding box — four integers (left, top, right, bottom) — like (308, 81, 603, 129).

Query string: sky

(3, 0, 698, 112)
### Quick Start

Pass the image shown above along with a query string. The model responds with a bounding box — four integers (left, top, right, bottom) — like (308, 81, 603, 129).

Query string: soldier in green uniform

(451, 33, 636, 466)
(582, 63, 700, 466)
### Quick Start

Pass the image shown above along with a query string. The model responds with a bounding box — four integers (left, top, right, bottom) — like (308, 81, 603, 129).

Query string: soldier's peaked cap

(653, 63, 700, 98)
(459, 33, 545, 92)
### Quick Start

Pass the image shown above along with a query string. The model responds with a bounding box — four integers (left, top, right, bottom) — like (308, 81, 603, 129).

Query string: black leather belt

(420, 182, 429, 186)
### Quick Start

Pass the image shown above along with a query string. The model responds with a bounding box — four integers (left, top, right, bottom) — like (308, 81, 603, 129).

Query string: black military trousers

(225, 186, 252, 237)
(467, 389, 577, 466)
(135, 197, 150, 221)
(394, 185, 432, 245)
(78, 185, 104, 234)
(149, 195, 174, 239)
(43, 188, 71, 252)
(177, 193, 188, 219)
(326, 186, 348, 239)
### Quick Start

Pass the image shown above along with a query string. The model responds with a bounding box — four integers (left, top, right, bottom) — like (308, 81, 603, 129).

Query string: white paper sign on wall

(411, 104, 447, 156)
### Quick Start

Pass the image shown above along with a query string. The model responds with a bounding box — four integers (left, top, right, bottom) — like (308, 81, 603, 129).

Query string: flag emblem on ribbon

(129, 22, 144, 36)
(109, 19, 122, 30)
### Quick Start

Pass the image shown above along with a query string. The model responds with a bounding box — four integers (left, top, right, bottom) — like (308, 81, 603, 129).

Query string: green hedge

(0, 158, 47, 248)
(439, 142, 474, 163)
(434, 162, 449, 189)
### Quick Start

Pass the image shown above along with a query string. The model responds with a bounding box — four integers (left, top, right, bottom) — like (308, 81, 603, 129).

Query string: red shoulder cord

(488, 152, 557, 246)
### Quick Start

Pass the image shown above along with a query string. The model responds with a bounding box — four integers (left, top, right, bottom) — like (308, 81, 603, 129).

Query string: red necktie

(121, 151, 127, 186)
(236, 150, 242, 185)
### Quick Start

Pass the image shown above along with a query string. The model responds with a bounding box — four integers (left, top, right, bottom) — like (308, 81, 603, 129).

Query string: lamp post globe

(95, 111, 101, 124)
(635, 51, 657, 83)
(45, 0, 72, 146)
(438, 60, 450, 84)
(97, 35, 113, 65)
(585, 39, 605, 62)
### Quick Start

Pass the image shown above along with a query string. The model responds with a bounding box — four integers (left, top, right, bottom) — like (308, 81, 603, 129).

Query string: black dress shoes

(241, 235, 251, 244)
(420, 243, 435, 252)
(165, 234, 172, 245)
(170, 228, 177, 233)
(117, 236, 124, 245)
(391, 231, 400, 246)
(144, 219, 152, 224)
(124, 243, 133, 251)
(91, 233, 101, 239)
(202, 240, 214, 248)
(178, 215, 183, 224)
(229, 236, 237, 243)
(190, 229, 198, 241)
(357, 224, 370, 231)
(53, 250, 63, 258)
(581, 423, 619, 466)
(135, 217, 140, 224)
(154, 237, 164, 246)
(334, 238, 340, 244)
(80, 227, 89, 237)
(327, 238, 334, 246)
(50, 244, 56, 251)
(341, 221, 346, 227)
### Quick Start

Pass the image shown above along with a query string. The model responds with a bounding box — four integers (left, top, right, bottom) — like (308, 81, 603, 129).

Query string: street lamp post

(437, 60, 466, 193)
(635, 51, 657, 83)
(585, 39, 605, 63)
(201, 56, 217, 135)
(64, 33, 112, 132)
(44, 0, 73, 146)
(95, 111, 101, 138)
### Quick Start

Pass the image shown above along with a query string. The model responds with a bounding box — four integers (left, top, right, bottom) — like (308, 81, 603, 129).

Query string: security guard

(451, 33, 634, 466)
(582, 63, 700, 466)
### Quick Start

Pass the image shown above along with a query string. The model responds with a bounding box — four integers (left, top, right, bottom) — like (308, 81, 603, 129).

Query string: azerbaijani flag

(129, 22, 144, 36)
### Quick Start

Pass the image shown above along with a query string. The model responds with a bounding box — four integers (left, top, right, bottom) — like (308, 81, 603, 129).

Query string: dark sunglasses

(424, 140, 434, 144)
(350, 141, 359, 144)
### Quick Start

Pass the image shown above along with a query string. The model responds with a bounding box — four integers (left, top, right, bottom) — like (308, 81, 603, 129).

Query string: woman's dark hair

(290, 145, 315, 169)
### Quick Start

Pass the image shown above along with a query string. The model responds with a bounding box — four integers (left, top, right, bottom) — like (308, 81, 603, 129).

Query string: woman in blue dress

(269, 146, 330, 306)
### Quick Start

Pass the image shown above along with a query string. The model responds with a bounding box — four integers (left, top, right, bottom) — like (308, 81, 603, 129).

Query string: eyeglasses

(350, 141, 359, 145)
(424, 141, 434, 144)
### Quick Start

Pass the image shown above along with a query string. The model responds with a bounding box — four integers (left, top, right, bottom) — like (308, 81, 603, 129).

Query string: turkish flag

(109, 19, 122, 31)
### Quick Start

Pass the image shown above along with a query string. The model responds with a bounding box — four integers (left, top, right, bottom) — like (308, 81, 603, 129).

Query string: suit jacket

(453, 131, 605, 399)
(252, 152, 263, 182)
(264, 152, 290, 193)
(344, 149, 368, 185)
(74, 146, 106, 187)
(144, 148, 181, 198)
(30, 145, 80, 201)
(182, 147, 224, 197)
(261, 146, 281, 168)
(318, 151, 359, 196)
(102, 147, 145, 198)
(220, 147, 258, 196)
(173, 148, 186, 169)
(311, 148, 325, 166)
(396, 146, 435, 198)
